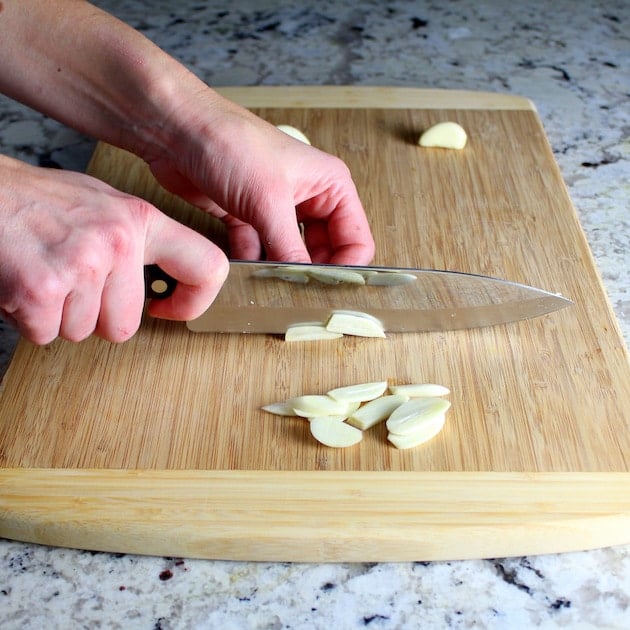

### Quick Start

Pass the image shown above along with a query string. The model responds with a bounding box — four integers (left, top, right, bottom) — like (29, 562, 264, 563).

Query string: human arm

(0, 155, 228, 344)
(0, 0, 375, 265)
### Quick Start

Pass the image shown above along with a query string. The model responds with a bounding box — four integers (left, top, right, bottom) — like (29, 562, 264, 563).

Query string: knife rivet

(151, 279, 169, 295)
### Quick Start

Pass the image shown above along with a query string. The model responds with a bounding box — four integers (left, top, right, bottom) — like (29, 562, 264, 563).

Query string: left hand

(145, 94, 375, 266)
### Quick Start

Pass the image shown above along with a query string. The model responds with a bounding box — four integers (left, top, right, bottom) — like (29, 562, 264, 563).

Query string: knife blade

(145, 261, 572, 334)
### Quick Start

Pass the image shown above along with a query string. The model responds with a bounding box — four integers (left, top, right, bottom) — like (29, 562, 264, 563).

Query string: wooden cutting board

(1, 87, 628, 562)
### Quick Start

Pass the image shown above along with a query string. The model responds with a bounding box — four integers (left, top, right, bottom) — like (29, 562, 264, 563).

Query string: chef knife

(144, 261, 572, 334)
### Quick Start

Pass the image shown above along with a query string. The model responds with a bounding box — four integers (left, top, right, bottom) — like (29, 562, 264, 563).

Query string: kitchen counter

(1, 0, 628, 627)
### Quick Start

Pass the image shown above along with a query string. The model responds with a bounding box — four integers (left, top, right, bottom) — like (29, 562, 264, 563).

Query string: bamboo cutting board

(1, 87, 629, 562)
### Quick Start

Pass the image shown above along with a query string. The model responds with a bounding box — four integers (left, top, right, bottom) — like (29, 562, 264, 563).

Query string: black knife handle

(144, 264, 177, 299)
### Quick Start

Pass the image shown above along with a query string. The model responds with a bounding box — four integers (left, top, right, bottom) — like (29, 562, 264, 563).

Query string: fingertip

(95, 300, 144, 343)
(264, 238, 312, 264)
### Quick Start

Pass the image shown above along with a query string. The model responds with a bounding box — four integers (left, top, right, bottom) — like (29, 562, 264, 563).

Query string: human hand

(145, 94, 375, 266)
(0, 157, 228, 345)
(1, 0, 373, 268)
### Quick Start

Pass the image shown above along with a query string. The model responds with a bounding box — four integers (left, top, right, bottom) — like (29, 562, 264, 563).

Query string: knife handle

(144, 264, 177, 300)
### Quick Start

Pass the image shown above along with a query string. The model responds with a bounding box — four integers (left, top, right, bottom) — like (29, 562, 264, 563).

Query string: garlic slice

(325, 310, 386, 338)
(386, 397, 451, 436)
(387, 413, 446, 449)
(261, 401, 297, 416)
(327, 381, 389, 403)
(419, 121, 467, 149)
(365, 272, 417, 286)
(288, 395, 352, 418)
(310, 417, 363, 448)
(276, 124, 311, 145)
(253, 265, 310, 283)
(307, 267, 366, 285)
(308, 415, 348, 423)
(347, 394, 409, 430)
(285, 324, 343, 342)
(388, 383, 451, 398)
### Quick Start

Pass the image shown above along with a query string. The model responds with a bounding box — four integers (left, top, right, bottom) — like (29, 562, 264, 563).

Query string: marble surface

(1, 0, 629, 627)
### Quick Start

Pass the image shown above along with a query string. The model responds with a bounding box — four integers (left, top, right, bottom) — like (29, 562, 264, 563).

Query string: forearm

(0, 0, 374, 268)
(0, 0, 216, 157)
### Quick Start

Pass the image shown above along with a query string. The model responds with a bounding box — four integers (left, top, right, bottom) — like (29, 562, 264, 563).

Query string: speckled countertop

(1, 1, 628, 628)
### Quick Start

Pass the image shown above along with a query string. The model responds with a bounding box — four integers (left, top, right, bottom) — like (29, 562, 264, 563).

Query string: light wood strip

(214, 85, 535, 110)
(1, 469, 628, 562)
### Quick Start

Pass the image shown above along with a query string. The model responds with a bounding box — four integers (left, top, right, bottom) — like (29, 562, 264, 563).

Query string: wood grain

(1, 469, 628, 562)
(0, 87, 628, 560)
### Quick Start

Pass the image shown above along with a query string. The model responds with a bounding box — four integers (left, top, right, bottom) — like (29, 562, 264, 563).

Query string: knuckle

(22, 272, 65, 309)
(102, 219, 135, 259)
(67, 244, 103, 284)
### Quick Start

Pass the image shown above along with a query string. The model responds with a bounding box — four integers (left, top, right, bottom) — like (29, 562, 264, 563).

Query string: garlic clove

(388, 383, 451, 398)
(419, 121, 467, 149)
(386, 397, 451, 436)
(325, 310, 386, 338)
(285, 323, 343, 342)
(387, 413, 446, 449)
(327, 381, 389, 403)
(310, 417, 363, 447)
(347, 394, 409, 430)
(276, 124, 311, 145)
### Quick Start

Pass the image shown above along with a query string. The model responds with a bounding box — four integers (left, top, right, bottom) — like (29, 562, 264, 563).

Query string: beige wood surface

(0, 87, 628, 561)
(1, 470, 628, 562)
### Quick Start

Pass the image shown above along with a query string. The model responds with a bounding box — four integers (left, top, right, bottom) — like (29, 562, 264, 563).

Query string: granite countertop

(1, 0, 628, 627)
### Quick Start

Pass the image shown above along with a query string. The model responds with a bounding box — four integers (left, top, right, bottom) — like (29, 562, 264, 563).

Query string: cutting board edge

(2, 469, 628, 562)
(214, 85, 536, 110)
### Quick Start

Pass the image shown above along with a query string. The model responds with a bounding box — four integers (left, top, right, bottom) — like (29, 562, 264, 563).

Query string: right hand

(0, 156, 228, 345)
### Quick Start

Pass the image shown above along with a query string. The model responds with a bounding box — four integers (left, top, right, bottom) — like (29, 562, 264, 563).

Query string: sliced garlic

(387, 413, 446, 449)
(285, 323, 343, 342)
(253, 265, 310, 283)
(261, 401, 297, 416)
(347, 394, 409, 430)
(325, 310, 386, 338)
(307, 267, 366, 285)
(419, 121, 467, 150)
(365, 272, 418, 286)
(288, 395, 352, 418)
(327, 381, 389, 403)
(386, 397, 451, 436)
(276, 124, 311, 145)
(310, 417, 363, 448)
(308, 414, 348, 423)
(388, 383, 451, 398)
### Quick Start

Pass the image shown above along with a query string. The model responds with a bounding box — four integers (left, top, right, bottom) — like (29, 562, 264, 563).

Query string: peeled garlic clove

(310, 417, 363, 448)
(327, 381, 389, 403)
(307, 267, 366, 285)
(261, 401, 297, 416)
(285, 324, 343, 342)
(347, 394, 409, 430)
(325, 310, 386, 338)
(419, 121, 467, 149)
(387, 413, 446, 449)
(388, 383, 450, 398)
(288, 395, 352, 418)
(386, 397, 451, 436)
(276, 124, 311, 145)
